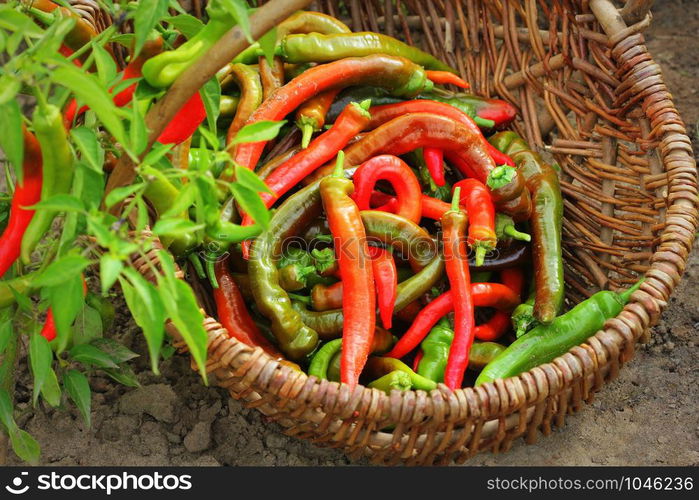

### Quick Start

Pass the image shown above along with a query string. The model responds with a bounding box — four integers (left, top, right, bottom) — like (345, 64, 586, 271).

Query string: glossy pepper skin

(220, 63, 263, 145)
(0, 127, 42, 277)
(321, 154, 376, 388)
(248, 181, 323, 360)
(424, 71, 470, 88)
(352, 155, 422, 224)
(442, 190, 475, 389)
(312, 113, 531, 219)
(296, 89, 341, 149)
(142, 2, 235, 88)
(293, 254, 445, 337)
(311, 281, 343, 311)
(30, 0, 104, 59)
(453, 179, 497, 267)
(419, 92, 517, 129)
(367, 246, 397, 330)
(475, 268, 524, 342)
(422, 148, 445, 186)
(232, 54, 434, 171)
(213, 258, 284, 359)
(476, 281, 644, 385)
(366, 100, 514, 168)
(157, 91, 207, 145)
(490, 131, 564, 324)
(308, 328, 394, 380)
(275, 32, 456, 73)
(258, 56, 285, 101)
(386, 283, 520, 359)
(365, 357, 437, 391)
(20, 104, 74, 264)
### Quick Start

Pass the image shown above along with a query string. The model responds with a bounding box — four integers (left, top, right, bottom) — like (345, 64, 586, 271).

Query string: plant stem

(103, 0, 314, 214)
(0, 308, 19, 466)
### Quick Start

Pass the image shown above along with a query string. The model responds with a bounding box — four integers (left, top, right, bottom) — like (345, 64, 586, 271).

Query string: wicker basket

(101, 0, 697, 464)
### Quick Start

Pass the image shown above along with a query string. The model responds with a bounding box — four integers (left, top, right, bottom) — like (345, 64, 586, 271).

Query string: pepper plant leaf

(29, 333, 53, 406)
(0, 99, 23, 184)
(71, 126, 104, 173)
(258, 26, 277, 66)
(231, 119, 286, 145)
(220, 0, 253, 43)
(133, 0, 169, 57)
(231, 183, 269, 228)
(33, 254, 90, 288)
(234, 164, 271, 194)
(63, 369, 92, 428)
(164, 14, 204, 39)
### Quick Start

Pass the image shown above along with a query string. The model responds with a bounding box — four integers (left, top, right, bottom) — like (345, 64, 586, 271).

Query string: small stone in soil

(184, 421, 211, 453)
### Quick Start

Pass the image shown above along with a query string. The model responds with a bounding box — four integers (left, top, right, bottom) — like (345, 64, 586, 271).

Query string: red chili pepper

(412, 350, 424, 372)
(366, 100, 514, 167)
(475, 268, 524, 341)
(240, 100, 372, 258)
(157, 91, 207, 145)
(367, 246, 398, 330)
(422, 147, 445, 186)
(311, 281, 344, 312)
(425, 70, 470, 89)
(41, 275, 87, 341)
(231, 54, 433, 172)
(213, 258, 284, 358)
(420, 195, 451, 220)
(442, 188, 475, 389)
(0, 127, 43, 278)
(369, 190, 399, 213)
(321, 152, 376, 388)
(386, 283, 519, 359)
(453, 179, 496, 266)
(351, 155, 422, 223)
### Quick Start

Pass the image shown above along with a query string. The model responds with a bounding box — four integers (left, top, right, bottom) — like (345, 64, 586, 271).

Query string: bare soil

(8, 1, 699, 466)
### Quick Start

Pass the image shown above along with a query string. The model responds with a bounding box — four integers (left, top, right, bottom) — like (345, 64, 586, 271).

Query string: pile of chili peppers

(2, 7, 643, 390)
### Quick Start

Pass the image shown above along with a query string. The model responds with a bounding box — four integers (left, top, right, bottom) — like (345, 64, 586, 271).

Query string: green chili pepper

(291, 254, 444, 337)
(368, 370, 412, 393)
(278, 263, 316, 291)
(248, 181, 322, 360)
(20, 103, 74, 264)
(490, 132, 564, 324)
(365, 357, 437, 391)
(512, 294, 536, 338)
(308, 327, 394, 380)
(142, 2, 235, 88)
(219, 95, 240, 117)
(272, 32, 455, 72)
(476, 280, 644, 385)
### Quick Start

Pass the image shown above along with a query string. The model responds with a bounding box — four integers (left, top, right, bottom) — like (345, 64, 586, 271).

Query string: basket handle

(620, 0, 655, 25)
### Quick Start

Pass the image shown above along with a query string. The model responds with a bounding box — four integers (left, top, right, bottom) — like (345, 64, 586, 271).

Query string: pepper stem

(450, 187, 461, 212)
(474, 116, 496, 129)
(475, 245, 487, 267)
(619, 277, 645, 303)
(332, 150, 345, 178)
(486, 165, 516, 190)
(300, 123, 313, 149)
(504, 225, 531, 242)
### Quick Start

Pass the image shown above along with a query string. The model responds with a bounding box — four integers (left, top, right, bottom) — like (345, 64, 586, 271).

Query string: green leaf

(152, 218, 204, 237)
(161, 181, 196, 218)
(71, 304, 103, 346)
(102, 365, 140, 388)
(32, 16, 75, 62)
(100, 254, 123, 295)
(0, 317, 11, 355)
(52, 64, 127, 146)
(258, 27, 277, 66)
(47, 274, 85, 354)
(231, 183, 269, 228)
(104, 182, 144, 208)
(220, 0, 253, 43)
(232, 120, 286, 145)
(71, 126, 104, 172)
(91, 338, 139, 364)
(119, 270, 165, 373)
(29, 194, 85, 213)
(0, 7, 44, 37)
(200, 78, 221, 134)
(0, 73, 20, 105)
(234, 164, 271, 194)
(164, 14, 204, 39)
(63, 369, 91, 428)
(142, 142, 174, 166)
(0, 388, 17, 431)
(0, 99, 23, 184)
(70, 343, 119, 369)
(76, 161, 104, 211)
(9, 428, 40, 464)
(158, 276, 208, 380)
(92, 41, 118, 88)
(29, 333, 53, 406)
(40, 368, 62, 407)
(129, 94, 148, 155)
(34, 254, 90, 288)
(134, 0, 169, 56)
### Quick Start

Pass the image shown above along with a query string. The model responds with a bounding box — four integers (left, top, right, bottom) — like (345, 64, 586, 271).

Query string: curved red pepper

(366, 100, 514, 167)
(423, 147, 445, 186)
(0, 127, 43, 278)
(367, 246, 398, 330)
(351, 155, 422, 224)
(475, 268, 524, 341)
(157, 91, 207, 145)
(453, 179, 497, 266)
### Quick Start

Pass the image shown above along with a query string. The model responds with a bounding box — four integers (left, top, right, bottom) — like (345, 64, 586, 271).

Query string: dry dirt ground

(8, 1, 699, 466)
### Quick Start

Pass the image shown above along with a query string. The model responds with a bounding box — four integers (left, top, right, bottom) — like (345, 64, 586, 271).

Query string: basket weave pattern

(108, 0, 697, 464)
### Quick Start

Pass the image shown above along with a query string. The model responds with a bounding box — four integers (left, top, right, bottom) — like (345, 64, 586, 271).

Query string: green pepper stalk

(476, 280, 644, 385)
(142, 1, 236, 88)
(495, 213, 531, 242)
(368, 371, 412, 393)
(365, 357, 437, 391)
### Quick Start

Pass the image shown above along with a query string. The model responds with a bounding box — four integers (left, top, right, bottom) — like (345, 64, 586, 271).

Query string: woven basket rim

(111, 0, 699, 463)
